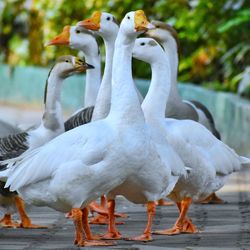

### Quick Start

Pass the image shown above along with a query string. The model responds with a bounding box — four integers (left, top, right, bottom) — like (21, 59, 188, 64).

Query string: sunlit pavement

(0, 105, 249, 249)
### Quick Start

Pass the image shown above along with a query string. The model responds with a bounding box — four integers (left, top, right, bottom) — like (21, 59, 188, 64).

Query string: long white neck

(42, 73, 64, 132)
(162, 40, 197, 119)
(91, 37, 115, 121)
(108, 31, 144, 124)
(83, 48, 101, 107)
(142, 57, 171, 122)
(161, 40, 183, 112)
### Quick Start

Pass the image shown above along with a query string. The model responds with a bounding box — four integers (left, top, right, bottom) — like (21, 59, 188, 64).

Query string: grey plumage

(0, 132, 28, 160)
(190, 100, 221, 140)
(64, 106, 94, 131)
(0, 132, 29, 197)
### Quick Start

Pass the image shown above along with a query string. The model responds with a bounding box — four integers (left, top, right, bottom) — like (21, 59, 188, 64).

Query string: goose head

(45, 25, 97, 54)
(146, 20, 180, 54)
(52, 55, 94, 78)
(119, 10, 155, 38)
(77, 11, 119, 40)
(133, 37, 165, 64)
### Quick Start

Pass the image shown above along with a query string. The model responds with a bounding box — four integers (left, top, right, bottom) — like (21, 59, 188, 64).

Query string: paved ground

(0, 105, 250, 249)
(0, 167, 249, 250)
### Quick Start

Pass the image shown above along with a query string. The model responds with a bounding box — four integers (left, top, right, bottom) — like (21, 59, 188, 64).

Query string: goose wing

(166, 119, 250, 175)
(0, 132, 29, 160)
(64, 106, 94, 131)
(1, 121, 109, 191)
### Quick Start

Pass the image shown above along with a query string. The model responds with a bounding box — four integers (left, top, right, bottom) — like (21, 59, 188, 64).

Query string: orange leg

(71, 208, 86, 246)
(200, 193, 224, 204)
(102, 199, 122, 240)
(100, 195, 107, 208)
(154, 197, 198, 235)
(70, 208, 115, 247)
(125, 201, 155, 242)
(156, 198, 174, 206)
(0, 214, 19, 228)
(176, 201, 197, 233)
(15, 196, 47, 229)
(81, 207, 101, 240)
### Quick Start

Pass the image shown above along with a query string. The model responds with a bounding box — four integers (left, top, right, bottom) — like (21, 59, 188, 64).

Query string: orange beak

(45, 25, 70, 47)
(134, 10, 155, 32)
(77, 11, 101, 31)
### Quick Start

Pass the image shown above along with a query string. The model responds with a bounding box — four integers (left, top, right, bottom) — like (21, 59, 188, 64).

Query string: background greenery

(0, 0, 250, 96)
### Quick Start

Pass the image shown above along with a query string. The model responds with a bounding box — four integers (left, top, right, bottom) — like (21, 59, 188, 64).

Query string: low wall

(1, 64, 250, 156)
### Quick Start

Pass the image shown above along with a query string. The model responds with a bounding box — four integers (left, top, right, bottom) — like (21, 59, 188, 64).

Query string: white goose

(0, 56, 92, 228)
(77, 12, 144, 221)
(133, 37, 250, 235)
(146, 21, 220, 137)
(78, 11, 120, 122)
(77, 11, 122, 224)
(46, 25, 101, 108)
(46, 23, 122, 224)
(0, 10, 160, 247)
(46, 25, 100, 131)
(85, 11, 186, 241)
(147, 21, 223, 204)
(77, 11, 143, 123)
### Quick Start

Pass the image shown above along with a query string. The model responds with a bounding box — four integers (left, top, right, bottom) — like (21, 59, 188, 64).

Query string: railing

(1, 64, 250, 156)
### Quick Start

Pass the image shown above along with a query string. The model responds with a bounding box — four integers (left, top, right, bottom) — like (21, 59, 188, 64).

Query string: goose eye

(127, 16, 130, 20)
(76, 30, 80, 34)
(106, 17, 110, 21)
(140, 42, 145, 46)
(156, 25, 159, 28)
(65, 60, 69, 63)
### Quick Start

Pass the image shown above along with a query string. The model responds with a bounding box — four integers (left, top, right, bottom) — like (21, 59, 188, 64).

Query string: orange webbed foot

(86, 234, 103, 240)
(114, 212, 128, 218)
(19, 216, 47, 229)
(78, 240, 116, 247)
(153, 227, 182, 236)
(153, 219, 198, 235)
(101, 230, 122, 240)
(124, 233, 153, 242)
(182, 218, 198, 233)
(0, 214, 19, 228)
(200, 193, 224, 204)
(19, 222, 47, 229)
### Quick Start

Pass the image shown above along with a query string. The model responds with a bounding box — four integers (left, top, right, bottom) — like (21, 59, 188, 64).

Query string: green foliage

(0, 0, 250, 97)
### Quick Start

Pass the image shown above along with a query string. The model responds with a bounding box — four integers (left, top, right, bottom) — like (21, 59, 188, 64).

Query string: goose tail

(240, 156, 250, 166)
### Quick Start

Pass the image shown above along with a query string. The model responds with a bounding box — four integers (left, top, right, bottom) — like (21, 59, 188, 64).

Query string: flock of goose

(0, 10, 249, 247)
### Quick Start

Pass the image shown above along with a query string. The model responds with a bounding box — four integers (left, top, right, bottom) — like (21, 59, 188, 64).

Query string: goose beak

(77, 11, 101, 31)
(86, 63, 95, 69)
(74, 57, 95, 73)
(45, 26, 70, 47)
(134, 10, 155, 32)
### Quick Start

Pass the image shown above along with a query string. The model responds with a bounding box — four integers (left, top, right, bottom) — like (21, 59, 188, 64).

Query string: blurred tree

(0, 0, 249, 96)
(28, 7, 43, 65)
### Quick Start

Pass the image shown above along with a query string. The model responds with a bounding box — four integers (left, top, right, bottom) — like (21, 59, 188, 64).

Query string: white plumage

(133, 37, 250, 234)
